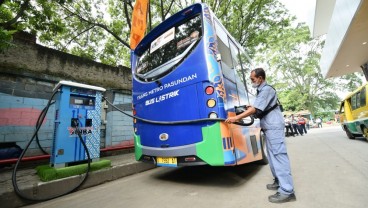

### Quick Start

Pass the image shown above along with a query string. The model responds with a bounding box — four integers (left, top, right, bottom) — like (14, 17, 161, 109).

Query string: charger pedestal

(51, 81, 106, 168)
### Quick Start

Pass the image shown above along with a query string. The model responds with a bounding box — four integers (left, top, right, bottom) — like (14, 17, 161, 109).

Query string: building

(309, 0, 368, 79)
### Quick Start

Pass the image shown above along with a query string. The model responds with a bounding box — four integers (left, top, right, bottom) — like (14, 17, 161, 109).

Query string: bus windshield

(135, 15, 202, 81)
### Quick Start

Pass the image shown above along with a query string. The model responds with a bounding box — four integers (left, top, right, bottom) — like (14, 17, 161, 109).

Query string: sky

(279, 0, 316, 27)
(278, 0, 366, 99)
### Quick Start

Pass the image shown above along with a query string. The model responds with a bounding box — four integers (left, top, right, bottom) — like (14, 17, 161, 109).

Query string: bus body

(339, 83, 368, 141)
(131, 3, 268, 167)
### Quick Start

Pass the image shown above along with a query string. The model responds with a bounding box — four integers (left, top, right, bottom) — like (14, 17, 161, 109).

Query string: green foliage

(337, 72, 364, 92)
(0, 0, 293, 66)
(36, 159, 111, 182)
(0, 27, 16, 52)
(0, 0, 362, 115)
(255, 23, 342, 116)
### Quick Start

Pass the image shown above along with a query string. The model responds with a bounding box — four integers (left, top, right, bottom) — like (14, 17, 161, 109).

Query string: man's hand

(226, 105, 255, 123)
(225, 116, 239, 123)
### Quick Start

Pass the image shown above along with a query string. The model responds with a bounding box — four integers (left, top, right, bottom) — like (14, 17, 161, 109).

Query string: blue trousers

(292, 124, 300, 135)
(265, 129, 294, 194)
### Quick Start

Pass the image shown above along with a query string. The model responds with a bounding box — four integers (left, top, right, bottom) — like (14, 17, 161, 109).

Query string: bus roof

(344, 82, 368, 100)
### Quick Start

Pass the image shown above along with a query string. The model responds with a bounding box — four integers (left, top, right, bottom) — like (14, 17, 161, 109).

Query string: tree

(0, 0, 30, 52)
(214, 0, 292, 58)
(337, 72, 364, 92)
(1, 0, 293, 66)
(255, 22, 344, 115)
(1, 0, 363, 114)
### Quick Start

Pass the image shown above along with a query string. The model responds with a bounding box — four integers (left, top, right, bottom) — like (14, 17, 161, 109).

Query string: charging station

(51, 81, 106, 168)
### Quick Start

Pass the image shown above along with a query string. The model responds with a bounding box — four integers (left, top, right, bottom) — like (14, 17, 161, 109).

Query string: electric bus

(339, 83, 368, 141)
(131, 3, 268, 167)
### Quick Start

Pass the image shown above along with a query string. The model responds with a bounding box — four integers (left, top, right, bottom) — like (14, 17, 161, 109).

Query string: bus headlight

(208, 112, 218, 118)
(207, 99, 216, 108)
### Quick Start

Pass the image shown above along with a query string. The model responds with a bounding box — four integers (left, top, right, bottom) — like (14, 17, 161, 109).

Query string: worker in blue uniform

(225, 68, 296, 203)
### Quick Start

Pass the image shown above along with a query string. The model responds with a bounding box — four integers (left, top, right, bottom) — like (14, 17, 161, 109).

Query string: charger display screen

(69, 95, 95, 110)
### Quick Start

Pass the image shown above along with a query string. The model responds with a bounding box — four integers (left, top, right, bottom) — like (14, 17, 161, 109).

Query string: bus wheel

(361, 126, 368, 141)
(344, 126, 356, 140)
(258, 131, 269, 165)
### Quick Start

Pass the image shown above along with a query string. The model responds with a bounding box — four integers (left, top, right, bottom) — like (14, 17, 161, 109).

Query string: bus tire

(344, 126, 356, 140)
(258, 130, 269, 165)
(360, 125, 368, 142)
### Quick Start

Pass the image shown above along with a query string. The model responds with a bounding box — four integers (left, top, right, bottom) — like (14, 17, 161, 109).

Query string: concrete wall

(0, 33, 134, 156)
(105, 93, 134, 147)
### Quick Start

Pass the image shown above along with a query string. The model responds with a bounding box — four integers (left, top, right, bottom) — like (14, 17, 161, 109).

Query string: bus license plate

(156, 157, 177, 167)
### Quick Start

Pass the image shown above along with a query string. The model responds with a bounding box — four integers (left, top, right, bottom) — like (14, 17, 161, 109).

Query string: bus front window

(136, 15, 203, 81)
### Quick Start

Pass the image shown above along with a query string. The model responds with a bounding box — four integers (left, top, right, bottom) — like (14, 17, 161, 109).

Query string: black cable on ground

(103, 96, 254, 126)
(12, 90, 91, 202)
(35, 101, 55, 155)
(12, 90, 253, 201)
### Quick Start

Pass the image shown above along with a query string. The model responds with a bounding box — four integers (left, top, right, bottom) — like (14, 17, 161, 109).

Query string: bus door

(229, 40, 261, 165)
(215, 25, 251, 164)
(228, 40, 250, 165)
(214, 19, 237, 165)
(214, 18, 261, 165)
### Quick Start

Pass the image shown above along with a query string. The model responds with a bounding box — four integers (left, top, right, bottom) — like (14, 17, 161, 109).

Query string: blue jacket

(253, 82, 284, 131)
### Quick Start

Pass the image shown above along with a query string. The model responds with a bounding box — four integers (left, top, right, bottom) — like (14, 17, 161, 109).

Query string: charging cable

(103, 96, 254, 126)
(12, 90, 91, 201)
(12, 90, 253, 201)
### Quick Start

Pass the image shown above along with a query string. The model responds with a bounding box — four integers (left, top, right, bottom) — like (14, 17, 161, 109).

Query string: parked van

(339, 83, 368, 140)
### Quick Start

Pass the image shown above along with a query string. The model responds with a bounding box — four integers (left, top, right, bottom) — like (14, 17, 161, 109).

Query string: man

(298, 114, 307, 134)
(225, 68, 296, 203)
(291, 114, 300, 136)
(284, 115, 294, 137)
(316, 117, 322, 128)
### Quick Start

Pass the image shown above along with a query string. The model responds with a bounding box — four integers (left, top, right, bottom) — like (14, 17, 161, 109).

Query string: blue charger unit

(51, 81, 106, 168)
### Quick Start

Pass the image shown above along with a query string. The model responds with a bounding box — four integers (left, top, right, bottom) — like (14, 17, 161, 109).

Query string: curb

(0, 162, 155, 208)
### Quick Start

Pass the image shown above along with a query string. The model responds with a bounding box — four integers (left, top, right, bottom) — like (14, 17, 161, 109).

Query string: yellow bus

(339, 83, 368, 140)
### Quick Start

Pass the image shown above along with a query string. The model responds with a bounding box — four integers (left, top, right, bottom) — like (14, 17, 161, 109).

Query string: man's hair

(252, 68, 266, 80)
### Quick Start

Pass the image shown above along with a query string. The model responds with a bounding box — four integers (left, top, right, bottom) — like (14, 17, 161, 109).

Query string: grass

(36, 159, 111, 182)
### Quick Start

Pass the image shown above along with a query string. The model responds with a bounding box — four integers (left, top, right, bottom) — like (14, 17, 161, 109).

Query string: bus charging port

(235, 105, 248, 115)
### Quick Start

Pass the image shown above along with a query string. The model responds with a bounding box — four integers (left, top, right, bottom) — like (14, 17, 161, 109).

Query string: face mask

(252, 83, 259, 88)
(251, 76, 261, 88)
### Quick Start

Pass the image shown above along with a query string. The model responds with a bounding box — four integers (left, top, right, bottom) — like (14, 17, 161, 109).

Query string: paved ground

(0, 151, 155, 208)
(17, 125, 368, 208)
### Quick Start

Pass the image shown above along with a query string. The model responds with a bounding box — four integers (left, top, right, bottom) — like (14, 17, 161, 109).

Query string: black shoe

(268, 192, 296, 203)
(266, 178, 279, 190)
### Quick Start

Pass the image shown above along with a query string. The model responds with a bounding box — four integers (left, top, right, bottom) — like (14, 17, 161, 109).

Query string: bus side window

(340, 102, 344, 113)
(351, 94, 357, 110)
(347, 97, 352, 111)
(214, 20, 234, 75)
(229, 40, 240, 71)
(217, 37, 235, 81)
(229, 40, 250, 106)
(356, 92, 361, 108)
(360, 87, 366, 107)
